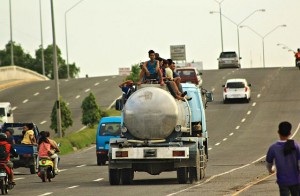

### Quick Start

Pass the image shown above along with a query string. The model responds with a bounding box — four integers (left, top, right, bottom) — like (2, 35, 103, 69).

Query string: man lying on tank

(137, 50, 164, 86)
(163, 59, 192, 101)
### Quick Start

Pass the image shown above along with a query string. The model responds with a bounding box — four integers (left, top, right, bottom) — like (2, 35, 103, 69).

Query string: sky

(0, 0, 299, 78)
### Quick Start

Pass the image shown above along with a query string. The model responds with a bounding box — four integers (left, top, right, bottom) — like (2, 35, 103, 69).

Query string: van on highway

(0, 102, 13, 127)
(96, 116, 121, 165)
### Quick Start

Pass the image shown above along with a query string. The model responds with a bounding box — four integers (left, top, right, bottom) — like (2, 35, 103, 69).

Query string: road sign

(170, 45, 186, 61)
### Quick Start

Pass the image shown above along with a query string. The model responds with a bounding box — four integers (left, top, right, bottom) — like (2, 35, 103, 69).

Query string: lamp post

(240, 25, 287, 68)
(213, 0, 225, 52)
(65, 0, 86, 79)
(210, 9, 265, 59)
(39, 0, 45, 76)
(50, 0, 62, 138)
(9, 0, 14, 65)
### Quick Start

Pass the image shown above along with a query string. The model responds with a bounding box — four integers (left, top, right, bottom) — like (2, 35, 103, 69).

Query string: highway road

(1, 67, 300, 195)
(0, 75, 125, 135)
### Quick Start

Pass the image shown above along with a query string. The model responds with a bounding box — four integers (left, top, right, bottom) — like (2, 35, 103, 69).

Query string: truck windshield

(99, 123, 121, 136)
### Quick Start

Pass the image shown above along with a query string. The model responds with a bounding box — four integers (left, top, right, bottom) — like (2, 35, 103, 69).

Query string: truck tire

(199, 148, 207, 180)
(121, 169, 134, 185)
(30, 164, 36, 174)
(177, 167, 188, 184)
(109, 169, 120, 185)
(189, 150, 200, 184)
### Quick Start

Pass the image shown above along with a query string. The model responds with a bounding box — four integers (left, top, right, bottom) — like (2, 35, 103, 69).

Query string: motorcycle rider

(295, 48, 300, 66)
(0, 133, 18, 185)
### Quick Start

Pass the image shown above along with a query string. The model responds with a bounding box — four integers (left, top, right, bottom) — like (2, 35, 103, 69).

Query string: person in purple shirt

(266, 121, 300, 196)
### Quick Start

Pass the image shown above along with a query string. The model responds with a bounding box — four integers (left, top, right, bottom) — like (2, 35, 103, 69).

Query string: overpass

(0, 65, 49, 89)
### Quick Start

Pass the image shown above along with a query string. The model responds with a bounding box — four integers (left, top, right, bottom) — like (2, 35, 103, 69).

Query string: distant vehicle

(0, 103, 13, 127)
(222, 78, 251, 103)
(1, 123, 39, 174)
(96, 116, 121, 165)
(218, 51, 241, 69)
(176, 67, 203, 87)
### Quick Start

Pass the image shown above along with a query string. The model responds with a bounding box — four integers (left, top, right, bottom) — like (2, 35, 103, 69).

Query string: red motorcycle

(0, 162, 14, 195)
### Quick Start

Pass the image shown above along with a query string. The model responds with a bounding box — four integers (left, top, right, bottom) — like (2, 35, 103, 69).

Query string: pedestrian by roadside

(266, 121, 300, 196)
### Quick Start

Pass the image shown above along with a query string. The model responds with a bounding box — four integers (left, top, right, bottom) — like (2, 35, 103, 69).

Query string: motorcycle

(0, 162, 14, 195)
(296, 60, 300, 70)
(38, 157, 55, 182)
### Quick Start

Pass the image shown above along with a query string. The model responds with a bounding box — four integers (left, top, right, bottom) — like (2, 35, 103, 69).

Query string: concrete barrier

(0, 65, 49, 81)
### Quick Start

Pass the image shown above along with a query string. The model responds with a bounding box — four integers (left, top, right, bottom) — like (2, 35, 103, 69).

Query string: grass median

(55, 109, 121, 155)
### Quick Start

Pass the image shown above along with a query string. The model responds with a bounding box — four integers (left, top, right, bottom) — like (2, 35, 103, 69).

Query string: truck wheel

(121, 169, 133, 185)
(109, 169, 120, 185)
(177, 167, 188, 184)
(189, 151, 200, 184)
(30, 165, 36, 174)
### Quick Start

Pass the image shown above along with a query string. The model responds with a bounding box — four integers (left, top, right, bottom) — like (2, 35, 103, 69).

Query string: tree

(0, 41, 35, 68)
(81, 93, 101, 128)
(50, 97, 73, 137)
(126, 64, 140, 82)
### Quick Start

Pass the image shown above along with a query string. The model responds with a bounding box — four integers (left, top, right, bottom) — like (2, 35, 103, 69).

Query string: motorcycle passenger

(38, 135, 59, 174)
(45, 131, 60, 172)
(295, 48, 300, 66)
(0, 133, 18, 185)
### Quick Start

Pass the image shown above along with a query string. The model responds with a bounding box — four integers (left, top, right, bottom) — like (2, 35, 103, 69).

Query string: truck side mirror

(205, 91, 214, 102)
(115, 99, 123, 111)
(222, 84, 225, 87)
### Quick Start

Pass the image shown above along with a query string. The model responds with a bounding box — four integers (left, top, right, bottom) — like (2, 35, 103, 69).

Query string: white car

(222, 78, 251, 103)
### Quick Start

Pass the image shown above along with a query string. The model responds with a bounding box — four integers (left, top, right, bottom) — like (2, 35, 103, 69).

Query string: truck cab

(96, 116, 121, 165)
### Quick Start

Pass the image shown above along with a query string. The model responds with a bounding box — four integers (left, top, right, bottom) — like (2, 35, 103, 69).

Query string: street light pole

(65, 0, 86, 79)
(240, 25, 286, 68)
(39, 0, 45, 76)
(210, 9, 265, 59)
(50, 0, 62, 138)
(214, 0, 225, 52)
(9, 0, 14, 65)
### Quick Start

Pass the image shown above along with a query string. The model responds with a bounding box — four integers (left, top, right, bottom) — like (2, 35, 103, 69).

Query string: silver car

(218, 51, 241, 69)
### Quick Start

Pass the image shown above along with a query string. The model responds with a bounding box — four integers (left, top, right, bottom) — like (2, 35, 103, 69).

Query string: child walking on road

(266, 121, 300, 196)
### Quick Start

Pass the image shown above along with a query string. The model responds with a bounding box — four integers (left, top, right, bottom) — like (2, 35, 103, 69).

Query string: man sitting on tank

(137, 50, 164, 86)
(162, 59, 191, 101)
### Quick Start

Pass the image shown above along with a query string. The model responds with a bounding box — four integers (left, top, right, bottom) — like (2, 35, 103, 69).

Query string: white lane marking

(75, 95, 80, 99)
(112, 76, 116, 78)
(222, 76, 226, 79)
(241, 118, 246, 123)
(229, 132, 234, 136)
(45, 86, 50, 90)
(14, 177, 24, 180)
(215, 143, 220, 146)
(167, 164, 251, 196)
(12, 106, 17, 111)
(223, 138, 227, 141)
(93, 178, 104, 182)
(94, 82, 99, 86)
(67, 102, 70, 106)
(40, 121, 47, 125)
(34, 92, 40, 96)
(247, 111, 251, 115)
(38, 193, 53, 196)
(76, 164, 86, 168)
(104, 79, 108, 82)
(67, 185, 79, 189)
(257, 94, 261, 98)
(59, 169, 67, 172)
(211, 88, 215, 92)
(252, 102, 256, 106)
(208, 148, 212, 151)
(76, 126, 87, 133)
(65, 79, 69, 82)
(235, 126, 240, 130)
(85, 88, 90, 92)
(23, 99, 29, 103)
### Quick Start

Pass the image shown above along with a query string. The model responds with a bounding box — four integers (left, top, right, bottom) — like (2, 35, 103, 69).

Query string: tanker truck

(109, 83, 213, 185)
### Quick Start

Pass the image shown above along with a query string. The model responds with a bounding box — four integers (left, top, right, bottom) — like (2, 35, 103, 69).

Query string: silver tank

(123, 87, 187, 139)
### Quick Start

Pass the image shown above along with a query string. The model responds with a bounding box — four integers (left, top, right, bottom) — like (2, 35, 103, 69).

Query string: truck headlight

(121, 126, 128, 133)
(175, 125, 181, 132)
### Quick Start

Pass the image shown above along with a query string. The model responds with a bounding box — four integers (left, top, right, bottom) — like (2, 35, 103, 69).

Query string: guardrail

(0, 65, 49, 81)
